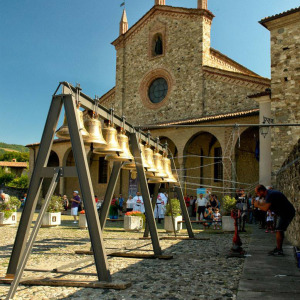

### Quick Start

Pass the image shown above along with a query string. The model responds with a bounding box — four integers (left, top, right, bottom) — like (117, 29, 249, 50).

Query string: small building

(0, 160, 28, 177)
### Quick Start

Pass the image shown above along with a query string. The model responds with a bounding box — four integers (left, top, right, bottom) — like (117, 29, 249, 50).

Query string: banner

(196, 188, 212, 197)
(128, 172, 139, 197)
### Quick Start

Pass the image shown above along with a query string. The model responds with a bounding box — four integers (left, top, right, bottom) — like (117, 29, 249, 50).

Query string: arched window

(153, 33, 163, 56)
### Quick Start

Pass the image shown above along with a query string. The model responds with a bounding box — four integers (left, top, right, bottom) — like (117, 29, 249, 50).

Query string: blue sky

(0, 0, 299, 146)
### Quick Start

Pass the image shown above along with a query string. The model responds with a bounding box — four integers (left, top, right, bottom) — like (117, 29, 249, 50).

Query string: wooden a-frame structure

(2, 82, 194, 299)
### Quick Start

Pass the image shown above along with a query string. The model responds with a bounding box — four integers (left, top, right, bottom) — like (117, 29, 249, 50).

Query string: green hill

(0, 142, 29, 158)
(0, 142, 29, 162)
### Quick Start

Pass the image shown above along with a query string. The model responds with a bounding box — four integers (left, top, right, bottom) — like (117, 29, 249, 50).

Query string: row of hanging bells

(55, 101, 178, 183)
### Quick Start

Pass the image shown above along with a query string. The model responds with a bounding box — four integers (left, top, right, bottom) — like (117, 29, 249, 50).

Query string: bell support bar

(61, 82, 165, 152)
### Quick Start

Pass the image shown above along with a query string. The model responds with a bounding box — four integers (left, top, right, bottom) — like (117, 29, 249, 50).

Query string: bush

(0, 151, 29, 162)
(222, 196, 237, 216)
(7, 174, 29, 189)
(165, 198, 182, 217)
(0, 196, 21, 219)
(0, 170, 15, 185)
(41, 196, 64, 213)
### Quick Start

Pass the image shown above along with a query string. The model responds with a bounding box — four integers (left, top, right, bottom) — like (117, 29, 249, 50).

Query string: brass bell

(161, 154, 177, 183)
(152, 150, 167, 178)
(84, 113, 107, 147)
(148, 151, 167, 183)
(122, 161, 136, 170)
(105, 129, 134, 162)
(94, 122, 123, 154)
(78, 109, 90, 139)
(56, 114, 69, 139)
(148, 177, 163, 184)
(56, 107, 89, 140)
(144, 145, 158, 173)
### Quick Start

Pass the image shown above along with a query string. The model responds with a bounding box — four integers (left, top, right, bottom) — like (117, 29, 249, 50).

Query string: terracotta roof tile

(248, 90, 271, 99)
(26, 138, 70, 148)
(0, 162, 27, 168)
(260, 7, 300, 26)
(145, 109, 259, 127)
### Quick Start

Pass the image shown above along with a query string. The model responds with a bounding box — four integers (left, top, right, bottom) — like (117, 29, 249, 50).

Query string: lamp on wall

(260, 116, 274, 138)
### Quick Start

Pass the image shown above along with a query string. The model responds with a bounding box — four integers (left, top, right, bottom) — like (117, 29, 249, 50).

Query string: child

(265, 209, 275, 233)
(213, 208, 222, 230)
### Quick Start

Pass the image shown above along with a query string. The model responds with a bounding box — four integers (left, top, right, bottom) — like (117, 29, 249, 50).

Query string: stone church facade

(27, 1, 299, 218)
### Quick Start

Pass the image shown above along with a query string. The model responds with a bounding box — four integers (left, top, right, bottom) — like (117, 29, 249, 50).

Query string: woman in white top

(196, 193, 207, 221)
(126, 195, 134, 212)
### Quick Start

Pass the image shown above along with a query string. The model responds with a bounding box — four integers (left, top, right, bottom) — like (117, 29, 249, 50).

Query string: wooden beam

(0, 277, 131, 289)
(74, 250, 173, 260)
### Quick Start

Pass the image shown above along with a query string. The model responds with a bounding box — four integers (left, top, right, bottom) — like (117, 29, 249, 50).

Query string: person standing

(70, 191, 81, 223)
(21, 193, 27, 208)
(154, 195, 166, 223)
(196, 193, 207, 221)
(132, 192, 145, 213)
(190, 196, 196, 217)
(254, 184, 295, 256)
(0, 191, 10, 204)
(184, 195, 190, 210)
(118, 194, 124, 216)
(126, 195, 134, 212)
(109, 195, 119, 219)
(62, 195, 69, 212)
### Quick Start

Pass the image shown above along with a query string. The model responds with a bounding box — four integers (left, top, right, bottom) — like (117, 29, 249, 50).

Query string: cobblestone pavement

(0, 213, 250, 299)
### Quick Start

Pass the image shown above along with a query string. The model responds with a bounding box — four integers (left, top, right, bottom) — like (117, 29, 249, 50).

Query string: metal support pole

(130, 133, 162, 255)
(6, 169, 60, 300)
(7, 96, 63, 277)
(175, 186, 194, 238)
(143, 183, 160, 238)
(64, 95, 111, 282)
(99, 161, 122, 229)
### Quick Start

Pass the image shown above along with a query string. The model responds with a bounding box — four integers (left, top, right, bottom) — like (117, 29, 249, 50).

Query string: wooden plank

(1, 277, 131, 289)
(160, 237, 210, 241)
(75, 250, 173, 260)
(108, 252, 173, 260)
(75, 250, 94, 255)
(24, 268, 98, 277)
(178, 220, 222, 223)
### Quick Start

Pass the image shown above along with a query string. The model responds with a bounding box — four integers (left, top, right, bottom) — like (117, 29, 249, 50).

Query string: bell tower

(198, 0, 207, 10)
(197, 0, 212, 64)
(119, 9, 128, 35)
(155, 0, 165, 5)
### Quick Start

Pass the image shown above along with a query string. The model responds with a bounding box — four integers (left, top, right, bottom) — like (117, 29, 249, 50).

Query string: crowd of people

(3, 182, 295, 256)
(184, 193, 222, 229)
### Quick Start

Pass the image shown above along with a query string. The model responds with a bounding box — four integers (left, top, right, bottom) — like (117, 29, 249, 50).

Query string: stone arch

(159, 136, 179, 167)
(42, 150, 60, 197)
(64, 149, 79, 197)
(62, 147, 73, 167)
(183, 131, 223, 199)
(234, 126, 259, 191)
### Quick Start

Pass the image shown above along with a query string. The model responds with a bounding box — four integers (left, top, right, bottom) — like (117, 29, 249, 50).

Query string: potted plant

(79, 210, 88, 229)
(221, 195, 236, 231)
(41, 195, 64, 227)
(0, 196, 21, 226)
(124, 211, 145, 232)
(164, 198, 182, 232)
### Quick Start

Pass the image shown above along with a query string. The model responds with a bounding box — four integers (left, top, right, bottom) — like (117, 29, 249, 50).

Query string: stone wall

(269, 13, 300, 173)
(203, 78, 261, 115)
(276, 139, 300, 247)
